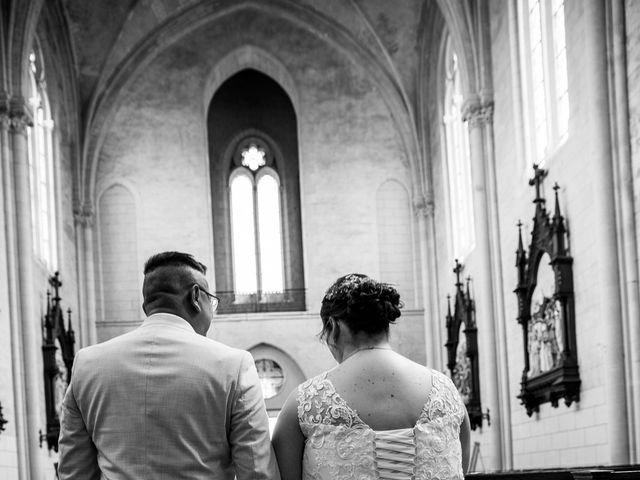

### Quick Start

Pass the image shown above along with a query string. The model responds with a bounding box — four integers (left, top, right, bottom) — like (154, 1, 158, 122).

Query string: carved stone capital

(0, 114, 10, 131)
(9, 114, 31, 134)
(73, 204, 95, 228)
(414, 196, 435, 218)
(8, 96, 34, 134)
(462, 100, 494, 128)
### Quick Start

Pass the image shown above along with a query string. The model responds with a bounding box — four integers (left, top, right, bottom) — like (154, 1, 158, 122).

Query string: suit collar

(142, 313, 196, 333)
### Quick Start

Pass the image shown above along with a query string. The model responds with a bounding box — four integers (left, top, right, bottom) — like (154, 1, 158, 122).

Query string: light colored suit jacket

(58, 313, 279, 480)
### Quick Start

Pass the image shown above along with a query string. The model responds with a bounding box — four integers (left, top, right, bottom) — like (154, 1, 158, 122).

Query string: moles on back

(326, 349, 433, 431)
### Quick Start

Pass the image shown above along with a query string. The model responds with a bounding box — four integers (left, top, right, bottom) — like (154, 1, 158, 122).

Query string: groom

(58, 251, 279, 479)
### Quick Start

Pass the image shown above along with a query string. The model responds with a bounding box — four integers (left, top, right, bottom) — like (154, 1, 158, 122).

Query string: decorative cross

(528, 164, 547, 203)
(49, 271, 62, 304)
(453, 259, 463, 288)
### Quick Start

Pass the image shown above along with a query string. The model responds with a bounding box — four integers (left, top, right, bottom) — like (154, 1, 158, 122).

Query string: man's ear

(190, 285, 201, 312)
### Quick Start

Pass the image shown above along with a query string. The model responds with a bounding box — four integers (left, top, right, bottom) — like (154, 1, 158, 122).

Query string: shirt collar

(142, 312, 196, 333)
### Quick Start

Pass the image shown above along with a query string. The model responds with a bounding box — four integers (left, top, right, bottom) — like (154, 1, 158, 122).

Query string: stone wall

(485, 0, 609, 468)
(93, 6, 421, 394)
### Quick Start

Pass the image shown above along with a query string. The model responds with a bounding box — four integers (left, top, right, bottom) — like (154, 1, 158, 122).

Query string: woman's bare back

(326, 349, 434, 430)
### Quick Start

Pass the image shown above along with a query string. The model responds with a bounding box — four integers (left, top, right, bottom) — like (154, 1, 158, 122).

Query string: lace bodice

(296, 369, 465, 480)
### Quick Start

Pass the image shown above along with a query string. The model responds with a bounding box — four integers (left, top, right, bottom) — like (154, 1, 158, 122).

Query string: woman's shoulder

(296, 371, 330, 402)
(430, 369, 461, 394)
(421, 369, 466, 423)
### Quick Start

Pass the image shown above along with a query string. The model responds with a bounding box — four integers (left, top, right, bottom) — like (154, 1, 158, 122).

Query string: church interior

(1, 0, 640, 477)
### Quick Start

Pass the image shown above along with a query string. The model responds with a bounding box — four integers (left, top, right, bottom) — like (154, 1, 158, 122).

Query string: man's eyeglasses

(196, 285, 219, 311)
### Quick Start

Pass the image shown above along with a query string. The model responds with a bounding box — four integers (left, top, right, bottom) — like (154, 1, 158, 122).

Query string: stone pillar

(74, 204, 98, 347)
(607, 0, 640, 463)
(583, 0, 630, 464)
(475, 97, 513, 469)
(1, 108, 29, 477)
(414, 197, 443, 370)
(9, 101, 43, 480)
(464, 99, 503, 470)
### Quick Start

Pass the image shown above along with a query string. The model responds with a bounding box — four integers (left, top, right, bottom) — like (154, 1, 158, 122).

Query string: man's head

(142, 251, 217, 336)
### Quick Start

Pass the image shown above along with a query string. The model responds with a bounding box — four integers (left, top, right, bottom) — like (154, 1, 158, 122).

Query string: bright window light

(230, 173, 258, 294)
(257, 173, 284, 293)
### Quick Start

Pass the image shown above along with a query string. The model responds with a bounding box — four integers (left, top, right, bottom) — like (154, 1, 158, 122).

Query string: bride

(272, 273, 470, 480)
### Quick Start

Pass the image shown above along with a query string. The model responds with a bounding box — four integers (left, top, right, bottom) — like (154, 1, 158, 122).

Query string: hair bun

(321, 273, 402, 336)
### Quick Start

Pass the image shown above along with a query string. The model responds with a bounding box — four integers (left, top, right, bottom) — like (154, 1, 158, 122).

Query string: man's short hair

(144, 251, 207, 276)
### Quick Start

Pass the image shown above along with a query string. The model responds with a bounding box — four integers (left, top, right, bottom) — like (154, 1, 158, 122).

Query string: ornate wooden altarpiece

(445, 260, 486, 430)
(514, 165, 580, 416)
(41, 272, 76, 452)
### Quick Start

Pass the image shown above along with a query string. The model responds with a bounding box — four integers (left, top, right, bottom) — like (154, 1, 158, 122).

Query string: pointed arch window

(442, 40, 475, 260)
(519, 0, 569, 163)
(27, 48, 57, 269)
(209, 70, 305, 314)
(229, 140, 285, 296)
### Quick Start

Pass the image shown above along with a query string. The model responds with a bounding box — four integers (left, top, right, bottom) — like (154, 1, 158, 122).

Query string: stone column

(1, 108, 29, 477)
(583, 0, 629, 464)
(464, 99, 503, 470)
(607, 0, 640, 463)
(9, 101, 43, 480)
(414, 196, 443, 370)
(476, 98, 513, 469)
(74, 203, 98, 347)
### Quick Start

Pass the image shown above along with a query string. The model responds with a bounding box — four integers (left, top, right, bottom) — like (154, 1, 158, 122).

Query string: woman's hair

(319, 273, 402, 342)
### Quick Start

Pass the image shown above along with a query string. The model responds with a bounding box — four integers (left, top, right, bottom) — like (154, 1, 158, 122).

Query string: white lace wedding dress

(296, 369, 465, 480)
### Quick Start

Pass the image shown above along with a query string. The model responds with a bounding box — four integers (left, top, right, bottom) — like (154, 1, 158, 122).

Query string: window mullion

(253, 179, 262, 294)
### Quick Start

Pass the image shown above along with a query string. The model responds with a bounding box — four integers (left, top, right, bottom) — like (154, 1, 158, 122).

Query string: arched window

(229, 141, 285, 295)
(208, 69, 305, 314)
(519, 0, 569, 163)
(442, 39, 475, 260)
(27, 47, 57, 269)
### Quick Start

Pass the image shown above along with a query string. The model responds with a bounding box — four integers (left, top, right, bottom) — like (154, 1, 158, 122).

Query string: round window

(255, 358, 285, 399)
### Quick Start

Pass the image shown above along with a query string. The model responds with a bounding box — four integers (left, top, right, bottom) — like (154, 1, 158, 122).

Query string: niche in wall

(208, 69, 305, 313)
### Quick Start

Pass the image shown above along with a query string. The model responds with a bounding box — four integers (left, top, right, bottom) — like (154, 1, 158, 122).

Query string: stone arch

(428, 0, 488, 100)
(247, 342, 306, 412)
(80, 0, 421, 214)
(208, 70, 305, 308)
(35, 1, 83, 209)
(417, 0, 488, 203)
(6, 0, 44, 97)
(203, 45, 299, 116)
(96, 182, 140, 329)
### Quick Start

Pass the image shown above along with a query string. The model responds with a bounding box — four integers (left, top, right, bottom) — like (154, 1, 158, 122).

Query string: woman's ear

(331, 318, 340, 343)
